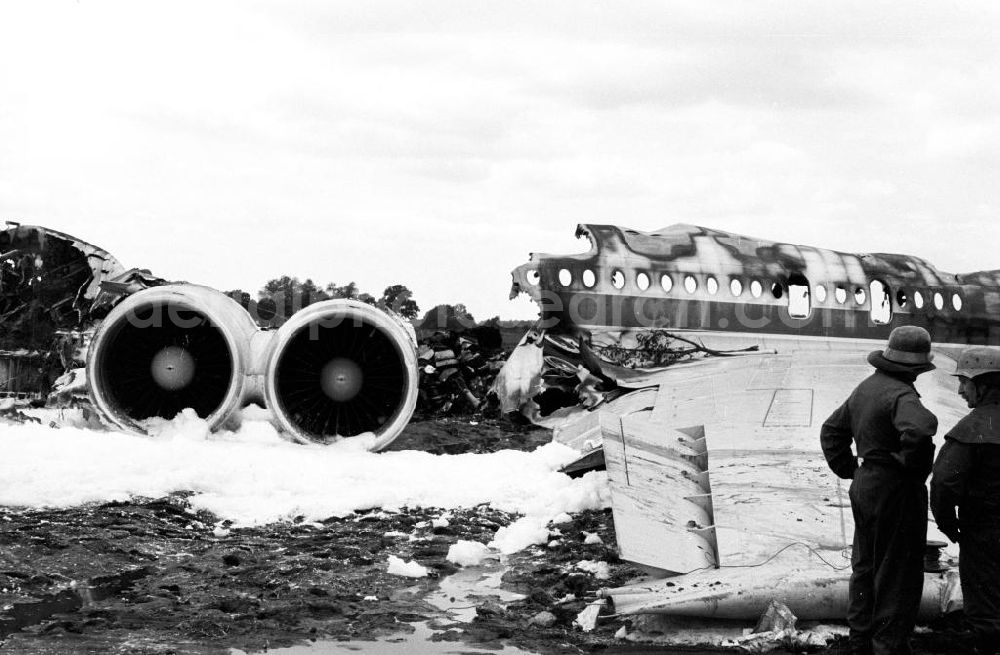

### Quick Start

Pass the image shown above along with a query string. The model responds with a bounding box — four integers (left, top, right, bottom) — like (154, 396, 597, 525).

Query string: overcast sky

(2, 1, 999, 319)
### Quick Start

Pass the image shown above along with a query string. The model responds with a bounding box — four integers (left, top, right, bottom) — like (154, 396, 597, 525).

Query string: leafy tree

(225, 289, 252, 309)
(324, 281, 357, 299)
(378, 284, 419, 319)
(256, 277, 395, 318)
(419, 304, 476, 331)
(259, 276, 331, 316)
(322, 282, 377, 306)
(260, 276, 299, 298)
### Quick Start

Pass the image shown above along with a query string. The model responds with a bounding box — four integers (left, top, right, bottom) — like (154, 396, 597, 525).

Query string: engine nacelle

(263, 299, 419, 451)
(87, 288, 419, 450)
(86, 285, 259, 435)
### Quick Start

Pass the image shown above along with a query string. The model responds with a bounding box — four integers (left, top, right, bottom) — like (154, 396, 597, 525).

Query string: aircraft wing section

(600, 412, 716, 575)
(600, 341, 969, 574)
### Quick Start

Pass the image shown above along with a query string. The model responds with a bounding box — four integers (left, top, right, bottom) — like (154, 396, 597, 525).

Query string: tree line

(224, 277, 507, 332)
(225, 277, 419, 323)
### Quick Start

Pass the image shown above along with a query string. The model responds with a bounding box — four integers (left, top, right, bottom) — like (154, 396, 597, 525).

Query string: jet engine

(86, 285, 259, 434)
(263, 299, 419, 450)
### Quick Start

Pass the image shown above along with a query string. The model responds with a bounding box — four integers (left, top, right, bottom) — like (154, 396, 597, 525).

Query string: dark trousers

(960, 526, 1000, 654)
(848, 465, 928, 655)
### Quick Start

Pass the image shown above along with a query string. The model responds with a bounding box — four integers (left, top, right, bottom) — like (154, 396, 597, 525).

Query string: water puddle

(426, 564, 525, 623)
(0, 567, 150, 639)
(232, 621, 539, 654)
(236, 562, 534, 654)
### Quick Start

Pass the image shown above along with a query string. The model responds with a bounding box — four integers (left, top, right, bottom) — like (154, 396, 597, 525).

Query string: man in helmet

(821, 325, 938, 655)
(931, 347, 1000, 655)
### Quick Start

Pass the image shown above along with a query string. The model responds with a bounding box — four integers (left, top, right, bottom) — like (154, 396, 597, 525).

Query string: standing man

(821, 325, 938, 655)
(931, 347, 1000, 655)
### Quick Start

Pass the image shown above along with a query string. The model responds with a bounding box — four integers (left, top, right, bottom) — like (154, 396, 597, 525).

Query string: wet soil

(0, 418, 974, 654)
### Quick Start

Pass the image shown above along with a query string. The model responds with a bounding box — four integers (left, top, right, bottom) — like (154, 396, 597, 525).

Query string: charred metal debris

(0, 223, 165, 406)
(415, 328, 508, 418)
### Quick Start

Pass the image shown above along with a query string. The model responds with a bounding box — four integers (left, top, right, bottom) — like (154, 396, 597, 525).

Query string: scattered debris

(754, 599, 797, 634)
(415, 329, 508, 418)
(493, 325, 758, 429)
(572, 601, 604, 632)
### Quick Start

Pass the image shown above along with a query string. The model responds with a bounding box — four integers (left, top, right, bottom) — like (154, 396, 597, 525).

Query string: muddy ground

(0, 418, 973, 654)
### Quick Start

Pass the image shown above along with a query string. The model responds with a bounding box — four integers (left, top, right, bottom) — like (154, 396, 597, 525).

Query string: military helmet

(952, 346, 1000, 379)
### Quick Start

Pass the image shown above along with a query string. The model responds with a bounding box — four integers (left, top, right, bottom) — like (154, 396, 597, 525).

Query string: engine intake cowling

(264, 299, 418, 450)
(86, 285, 258, 434)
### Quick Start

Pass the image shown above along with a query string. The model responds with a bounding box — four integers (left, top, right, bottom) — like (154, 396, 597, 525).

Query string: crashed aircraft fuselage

(506, 223, 997, 622)
(510, 223, 1000, 346)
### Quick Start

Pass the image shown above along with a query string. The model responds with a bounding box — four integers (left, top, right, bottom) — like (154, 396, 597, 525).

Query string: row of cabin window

(544, 268, 964, 314)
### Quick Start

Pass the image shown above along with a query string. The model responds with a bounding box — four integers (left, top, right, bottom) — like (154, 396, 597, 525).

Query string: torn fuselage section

(1, 224, 127, 403)
(503, 224, 781, 426)
(501, 222, 1000, 425)
(510, 222, 1000, 342)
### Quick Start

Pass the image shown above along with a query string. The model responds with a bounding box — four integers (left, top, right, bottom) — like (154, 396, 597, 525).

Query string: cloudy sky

(2, 1, 998, 319)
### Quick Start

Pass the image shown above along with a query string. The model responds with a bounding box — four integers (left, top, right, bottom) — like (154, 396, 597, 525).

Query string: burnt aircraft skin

(1, 225, 127, 399)
(1, 224, 125, 330)
(510, 223, 1000, 345)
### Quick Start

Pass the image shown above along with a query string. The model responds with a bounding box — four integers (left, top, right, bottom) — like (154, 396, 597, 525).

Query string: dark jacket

(930, 396, 1000, 537)
(821, 370, 938, 480)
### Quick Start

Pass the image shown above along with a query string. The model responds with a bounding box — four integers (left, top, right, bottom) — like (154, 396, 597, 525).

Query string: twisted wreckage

(497, 223, 1000, 627)
(1, 224, 126, 405)
(5, 220, 1000, 632)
